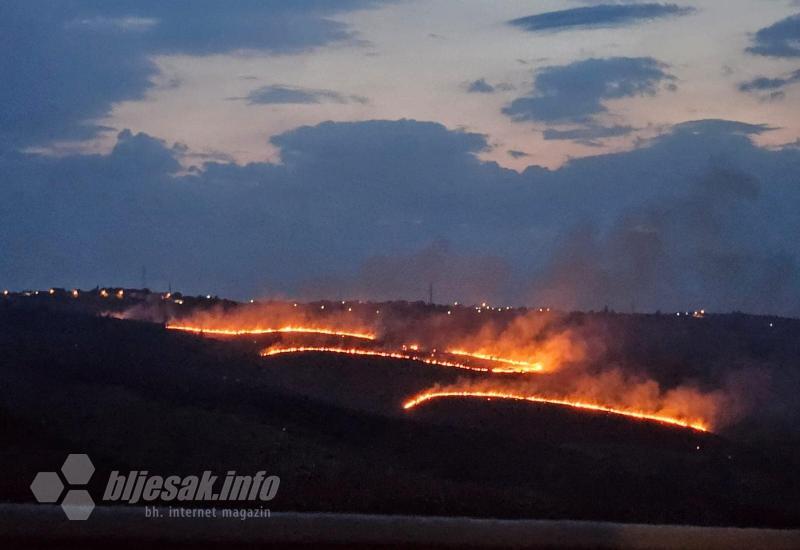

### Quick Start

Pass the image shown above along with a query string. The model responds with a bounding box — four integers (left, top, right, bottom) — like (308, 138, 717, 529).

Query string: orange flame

(260, 346, 548, 374)
(402, 390, 710, 432)
(447, 349, 544, 372)
(166, 324, 376, 340)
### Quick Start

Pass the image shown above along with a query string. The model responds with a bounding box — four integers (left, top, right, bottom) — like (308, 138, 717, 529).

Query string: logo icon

(30, 454, 95, 520)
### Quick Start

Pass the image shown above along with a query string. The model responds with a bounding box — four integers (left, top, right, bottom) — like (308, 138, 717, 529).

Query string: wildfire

(166, 324, 376, 340)
(402, 390, 710, 432)
(447, 349, 544, 373)
(260, 345, 550, 374)
(260, 346, 496, 372)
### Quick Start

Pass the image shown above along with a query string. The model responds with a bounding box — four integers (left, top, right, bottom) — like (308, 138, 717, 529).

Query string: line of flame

(447, 349, 544, 372)
(402, 390, 710, 432)
(260, 346, 548, 374)
(166, 324, 376, 340)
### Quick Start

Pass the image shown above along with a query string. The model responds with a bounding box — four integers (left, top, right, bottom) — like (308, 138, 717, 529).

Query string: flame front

(261, 346, 497, 373)
(402, 390, 710, 432)
(447, 349, 544, 372)
(167, 324, 376, 340)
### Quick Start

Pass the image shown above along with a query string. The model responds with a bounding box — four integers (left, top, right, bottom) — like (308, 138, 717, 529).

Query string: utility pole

(428, 282, 434, 305)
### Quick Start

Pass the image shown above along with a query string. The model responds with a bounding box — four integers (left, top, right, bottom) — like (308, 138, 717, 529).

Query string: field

(1, 294, 799, 528)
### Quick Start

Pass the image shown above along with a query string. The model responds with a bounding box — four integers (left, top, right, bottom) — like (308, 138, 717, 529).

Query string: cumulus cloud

(0, 1, 385, 150)
(509, 3, 694, 33)
(1, 118, 799, 315)
(241, 85, 368, 105)
(503, 57, 675, 123)
(747, 13, 800, 57)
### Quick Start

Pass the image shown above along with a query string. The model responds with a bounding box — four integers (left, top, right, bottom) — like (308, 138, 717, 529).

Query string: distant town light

(71, 289, 79, 298)
(116, 289, 124, 299)
(100, 289, 109, 298)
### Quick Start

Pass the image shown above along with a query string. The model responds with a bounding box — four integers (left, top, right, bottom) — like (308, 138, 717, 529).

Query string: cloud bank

(2, 118, 799, 315)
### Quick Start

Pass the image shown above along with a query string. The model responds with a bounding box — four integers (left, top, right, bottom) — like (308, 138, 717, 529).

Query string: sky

(2, 1, 800, 314)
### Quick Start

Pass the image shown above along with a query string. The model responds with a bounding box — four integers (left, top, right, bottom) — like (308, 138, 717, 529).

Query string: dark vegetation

(1, 293, 799, 528)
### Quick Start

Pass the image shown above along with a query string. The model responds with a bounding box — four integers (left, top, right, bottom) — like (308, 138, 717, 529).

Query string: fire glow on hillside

(156, 302, 735, 433)
(167, 324, 376, 340)
(260, 345, 545, 374)
(402, 390, 710, 432)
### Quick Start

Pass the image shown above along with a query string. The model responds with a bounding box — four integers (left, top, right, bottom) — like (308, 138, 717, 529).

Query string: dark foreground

(2, 505, 800, 549)
(2, 297, 800, 539)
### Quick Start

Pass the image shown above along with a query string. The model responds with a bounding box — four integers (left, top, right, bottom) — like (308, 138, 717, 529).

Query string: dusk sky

(3, 1, 800, 314)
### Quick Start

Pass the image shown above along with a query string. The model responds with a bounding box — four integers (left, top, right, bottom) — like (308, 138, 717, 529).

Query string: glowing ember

(166, 324, 376, 340)
(447, 349, 544, 372)
(402, 390, 710, 432)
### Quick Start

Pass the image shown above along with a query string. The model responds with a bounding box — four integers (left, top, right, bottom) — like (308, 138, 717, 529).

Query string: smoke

(528, 166, 800, 315)
(141, 300, 766, 431)
(413, 364, 755, 431)
(163, 301, 382, 337)
(297, 240, 512, 306)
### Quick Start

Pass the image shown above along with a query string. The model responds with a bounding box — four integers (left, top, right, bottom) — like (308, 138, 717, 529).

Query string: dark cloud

(0, 1, 384, 150)
(507, 150, 530, 159)
(503, 57, 675, 123)
(2, 118, 799, 314)
(670, 119, 777, 135)
(241, 85, 368, 105)
(738, 69, 800, 100)
(466, 79, 496, 93)
(747, 13, 800, 57)
(509, 3, 694, 33)
(543, 124, 635, 147)
(463, 79, 514, 94)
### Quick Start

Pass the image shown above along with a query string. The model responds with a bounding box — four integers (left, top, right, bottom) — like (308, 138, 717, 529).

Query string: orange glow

(260, 345, 548, 374)
(167, 324, 376, 340)
(447, 349, 544, 372)
(260, 346, 493, 373)
(402, 390, 710, 432)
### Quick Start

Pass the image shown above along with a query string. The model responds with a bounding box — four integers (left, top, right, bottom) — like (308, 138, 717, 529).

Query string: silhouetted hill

(1, 298, 799, 527)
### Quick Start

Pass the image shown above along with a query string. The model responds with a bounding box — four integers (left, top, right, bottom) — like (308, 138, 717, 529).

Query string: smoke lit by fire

(144, 301, 753, 433)
(168, 324, 376, 340)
